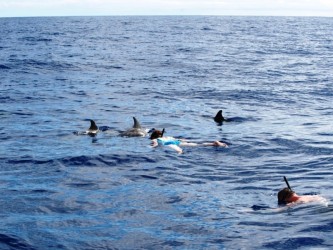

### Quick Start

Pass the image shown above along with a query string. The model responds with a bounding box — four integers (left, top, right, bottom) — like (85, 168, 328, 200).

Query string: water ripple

(0, 16, 332, 250)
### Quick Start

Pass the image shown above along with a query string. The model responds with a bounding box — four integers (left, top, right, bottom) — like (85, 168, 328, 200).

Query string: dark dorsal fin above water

(89, 120, 98, 131)
(214, 110, 225, 123)
(120, 117, 147, 137)
(133, 117, 142, 128)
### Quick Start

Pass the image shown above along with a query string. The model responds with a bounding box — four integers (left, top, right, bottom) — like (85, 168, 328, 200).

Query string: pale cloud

(0, 0, 332, 17)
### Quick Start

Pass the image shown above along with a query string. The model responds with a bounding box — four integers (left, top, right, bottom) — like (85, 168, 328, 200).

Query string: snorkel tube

(284, 176, 292, 191)
(161, 128, 165, 137)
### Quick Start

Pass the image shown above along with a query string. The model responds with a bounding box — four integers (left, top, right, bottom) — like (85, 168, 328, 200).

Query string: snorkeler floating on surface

(248, 176, 328, 212)
(277, 176, 326, 205)
(149, 129, 228, 154)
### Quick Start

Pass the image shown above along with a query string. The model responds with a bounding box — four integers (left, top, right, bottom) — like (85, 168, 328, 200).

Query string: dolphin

(120, 117, 148, 137)
(214, 110, 248, 124)
(86, 119, 99, 135)
(214, 110, 227, 123)
(73, 119, 99, 136)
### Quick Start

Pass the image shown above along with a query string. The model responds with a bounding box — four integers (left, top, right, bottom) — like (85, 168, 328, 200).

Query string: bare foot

(213, 141, 228, 147)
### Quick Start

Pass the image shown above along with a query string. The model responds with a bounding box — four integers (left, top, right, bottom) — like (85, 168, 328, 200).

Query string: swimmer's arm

(151, 139, 158, 148)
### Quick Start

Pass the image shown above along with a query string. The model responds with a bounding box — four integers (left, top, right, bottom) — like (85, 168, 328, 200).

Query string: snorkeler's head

(150, 129, 163, 140)
(277, 187, 295, 204)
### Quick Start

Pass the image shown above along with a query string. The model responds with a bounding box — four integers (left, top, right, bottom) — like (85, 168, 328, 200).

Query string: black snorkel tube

(284, 176, 292, 191)
(161, 128, 165, 137)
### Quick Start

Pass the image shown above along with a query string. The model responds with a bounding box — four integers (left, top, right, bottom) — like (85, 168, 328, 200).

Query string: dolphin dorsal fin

(89, 120, 98, 130)
(133, 117, 141, 128)
(214, 110, 225, 123)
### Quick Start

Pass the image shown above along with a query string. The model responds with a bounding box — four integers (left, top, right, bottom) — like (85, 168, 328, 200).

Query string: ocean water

(0, 16, 333, 249)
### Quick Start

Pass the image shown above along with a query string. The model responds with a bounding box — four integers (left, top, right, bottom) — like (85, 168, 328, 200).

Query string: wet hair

(277, 187, 295, 204)
(150, 129, 163, 140)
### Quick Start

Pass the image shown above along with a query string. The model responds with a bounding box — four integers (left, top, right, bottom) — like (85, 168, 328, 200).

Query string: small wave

(165, 196, 183, 204)
(263, 237, 324, 249)
(0, 64, 10, 69)
(0, 233, 35, 250)
(60, 155, 97, 167)
(301, 220, 333, 232)
(201, 27, 214, 31)
(0, 96, 12, 103)
(19, 37, 52, 42)
(12, 111, 34, 116)
(31, 189, 51, 193)
(42, 32, 63, 36)
(104, 65, 123, 70)
(6, 157, 55, 165)
(55, 77, 68, 81)
(251, 204, 272, 211)
(317, 132, 333, 137)
(177, 48, 192, 53)
(59, 154, 156, 167)
(9, 58, 78, 71)
(70, 90, 88, 96)
(66, 182, 98, 189)
(139, 174, 158, 180)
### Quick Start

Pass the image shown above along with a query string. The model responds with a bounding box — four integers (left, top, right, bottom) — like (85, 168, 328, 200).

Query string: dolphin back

(120, 117, 147, 137)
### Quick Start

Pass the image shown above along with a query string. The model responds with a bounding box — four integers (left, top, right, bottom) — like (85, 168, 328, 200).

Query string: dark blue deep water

(1, 16, 333, 249)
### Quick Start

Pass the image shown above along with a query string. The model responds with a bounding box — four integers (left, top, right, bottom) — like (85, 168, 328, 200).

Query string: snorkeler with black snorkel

(149, 128, 228, 154)
(249, 176, 327, 212)
(277, 176, 325, 205)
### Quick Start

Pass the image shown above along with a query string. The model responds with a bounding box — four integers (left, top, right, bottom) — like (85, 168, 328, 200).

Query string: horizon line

(1, 14, 333, 19)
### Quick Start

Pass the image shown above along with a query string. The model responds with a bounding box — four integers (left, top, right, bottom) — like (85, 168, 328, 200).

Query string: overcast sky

(1, 0, 333, 17)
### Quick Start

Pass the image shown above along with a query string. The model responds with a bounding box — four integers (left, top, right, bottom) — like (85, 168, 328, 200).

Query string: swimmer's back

(157, 137, 181, 146)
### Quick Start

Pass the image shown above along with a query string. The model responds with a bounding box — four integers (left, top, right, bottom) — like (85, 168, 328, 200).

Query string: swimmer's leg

(201, 141, 228, 147)
(168, 145, 183, 154)
(180, 142, 198, 147)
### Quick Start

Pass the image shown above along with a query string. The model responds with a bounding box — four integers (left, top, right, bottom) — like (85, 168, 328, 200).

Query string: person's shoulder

(298, 195, 326, 203)
(160, 136, 174, 141)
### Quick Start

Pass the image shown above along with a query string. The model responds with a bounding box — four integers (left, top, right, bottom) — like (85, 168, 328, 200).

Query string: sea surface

(1, 16, 333, 249)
